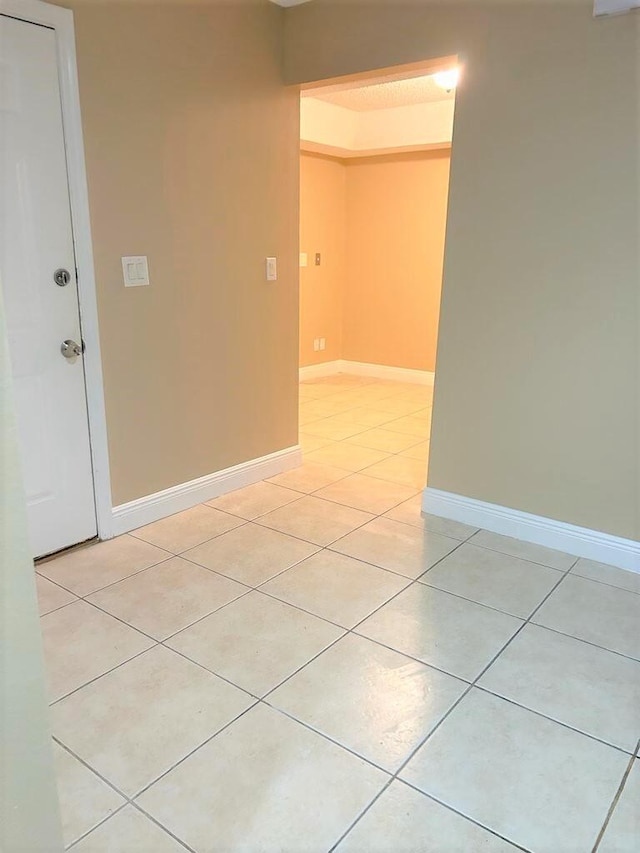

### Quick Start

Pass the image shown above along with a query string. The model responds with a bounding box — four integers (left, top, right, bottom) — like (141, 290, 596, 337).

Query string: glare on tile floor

(167, 590, 343, 696)
(136, 704, 386, 852)
(267, 461, 350, 493)
(400, 688, 629, 852)
(345, 427, 424, 453)
(338, 779, 518, 852)
(38, 374, 639, 853)
(182, 522, 319, 586)
(315, 473, 419, 515)
(268, 633, 466, 771)
(260, 549, 408, 628)
(207, 481, 300, 520)
(330, 516, 459, 579)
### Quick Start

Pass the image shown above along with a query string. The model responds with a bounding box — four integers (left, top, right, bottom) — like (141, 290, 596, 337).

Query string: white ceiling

(305, 75, 455, 112)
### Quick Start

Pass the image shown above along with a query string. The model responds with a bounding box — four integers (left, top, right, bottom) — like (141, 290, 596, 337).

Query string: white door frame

(1, 0, 113, 540)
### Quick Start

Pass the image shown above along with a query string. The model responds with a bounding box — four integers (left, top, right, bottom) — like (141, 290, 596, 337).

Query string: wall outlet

(319, 337, 326, 351)
(315, 253, 321, 266)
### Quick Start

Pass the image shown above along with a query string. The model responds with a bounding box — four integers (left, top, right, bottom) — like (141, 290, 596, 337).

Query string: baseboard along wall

(422, 487, 640, 574)
(299, 359, 435, 385)
(111, 445, 301, 536)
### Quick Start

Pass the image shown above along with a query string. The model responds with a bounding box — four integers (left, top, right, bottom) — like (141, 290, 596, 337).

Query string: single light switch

(300, 253, 308, 268)
(594, 0, 640, 15)
(266, 257, 277, 281)
(122, 256, 150, 287)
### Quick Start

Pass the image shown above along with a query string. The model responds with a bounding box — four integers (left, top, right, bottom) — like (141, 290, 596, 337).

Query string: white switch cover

(319, 337, 326, 351)
(122, 256, 149, 287)
(313, 338, 320, 352)
(266, 257, 277, 281)
(594, 0, 640, 14)
(299, 253, 308, 268)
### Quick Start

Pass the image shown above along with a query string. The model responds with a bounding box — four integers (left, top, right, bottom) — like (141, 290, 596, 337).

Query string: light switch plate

(266, 257, 277, 281)
(122, 256, 149, 287)
(300, 253, 308, 268)
(594, 0, 639, 14)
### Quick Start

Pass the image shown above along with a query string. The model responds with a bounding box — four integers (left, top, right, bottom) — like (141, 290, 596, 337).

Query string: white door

(0, 14, 97, 557)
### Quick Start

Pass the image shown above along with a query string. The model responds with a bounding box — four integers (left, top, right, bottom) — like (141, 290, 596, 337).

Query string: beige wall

(64, 0, 299, 506)
(286, 1, 640, 541)
(344, 151, 450, 371)
(299, 152, 346, 366)
(300, 149, 449, 372)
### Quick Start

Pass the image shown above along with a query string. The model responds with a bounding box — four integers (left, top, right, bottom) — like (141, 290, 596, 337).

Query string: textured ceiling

(308, 75, 455, 111)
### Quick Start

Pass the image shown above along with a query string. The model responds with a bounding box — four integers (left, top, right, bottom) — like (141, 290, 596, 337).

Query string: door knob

(60, 339, 83, 358)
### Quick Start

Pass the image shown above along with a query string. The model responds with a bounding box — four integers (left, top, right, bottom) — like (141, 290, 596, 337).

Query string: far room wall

(299, 149, 451, 372)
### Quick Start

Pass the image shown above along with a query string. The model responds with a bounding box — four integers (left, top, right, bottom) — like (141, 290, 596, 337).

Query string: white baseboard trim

(422, 487, 640, 574)
(299, 359, 434, 385)
(111, 445, 301, 536)
(341, 360, 435, 385)
(298, 361, 342, 381)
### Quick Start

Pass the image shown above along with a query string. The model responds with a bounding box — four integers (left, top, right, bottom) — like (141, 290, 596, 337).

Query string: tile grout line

(563, 570, 640, 598)
(128, 801, 197, 853)
(53, 475, 472, 840)
(57, 744, 197, 853)
(47, 473, 431, 708)
(280, 375, 552, 853)
(48, 643, 159, 707)
(37, 549, 176, 598)
(129, 699, 263, 802)
(326, 777, 396, 853)
(159, 636, 263, 701)
(53, 737, 131, 802)
(398, 781, 535, 853)
(46, 380, 637, 850)
(591, 737, 640, 852)
(388, 563, 576, 782)
(47, 442, 586, 710)
(64, 801, 130, 851)
(48, 587, 260, 707)
(46, 380, 421, 845)
(50, 543, 637, 743)
(305, 565, 581, 852)
(471, 684, 636, 757)
(525, 620, 640, 665)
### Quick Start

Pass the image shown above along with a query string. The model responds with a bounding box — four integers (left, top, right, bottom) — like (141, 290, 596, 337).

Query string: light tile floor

(36, 374, 640, 852)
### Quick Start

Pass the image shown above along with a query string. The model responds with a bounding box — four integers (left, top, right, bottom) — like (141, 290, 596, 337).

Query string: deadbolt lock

(60, 339, 83, 359)
(54, 268, 72, 287)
